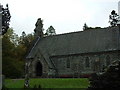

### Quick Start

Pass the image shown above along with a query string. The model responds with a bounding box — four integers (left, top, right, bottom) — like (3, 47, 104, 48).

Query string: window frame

(85, 57, 90, 68)
(66, 59, 70, 68)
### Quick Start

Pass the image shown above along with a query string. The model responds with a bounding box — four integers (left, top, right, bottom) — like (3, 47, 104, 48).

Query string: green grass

(5, 78, 89, 88)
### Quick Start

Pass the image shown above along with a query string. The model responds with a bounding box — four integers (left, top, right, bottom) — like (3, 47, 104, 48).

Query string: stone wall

(28, 51, 120, 78)
(51, 51, 120, 77)
(29, 52, 49, 78)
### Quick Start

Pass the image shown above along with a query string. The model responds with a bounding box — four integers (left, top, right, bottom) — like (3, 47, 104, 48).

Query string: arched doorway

(36, 62, 42, 77)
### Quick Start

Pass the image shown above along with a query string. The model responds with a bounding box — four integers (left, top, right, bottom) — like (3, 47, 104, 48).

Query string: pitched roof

(26, 26, 120, 59)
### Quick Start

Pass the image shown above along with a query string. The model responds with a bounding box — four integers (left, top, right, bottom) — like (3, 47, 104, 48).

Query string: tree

(2, 28, 24, 78)
(34, 18, 44, 37)
(45, 26, 56, 36)
(109, 10, 119, 27)
(19, 32, 34, 48)
(83, 23, 88, 31)
(88, 61, 120, 89)
(83, 23, 103, 31)
(1, 4, 11, 35)
(2, 28, 35, 78)
(19, 31, 34, 59)
(4, 28, 20, 46)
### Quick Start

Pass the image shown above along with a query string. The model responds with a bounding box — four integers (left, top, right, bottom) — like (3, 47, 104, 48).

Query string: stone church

(26, 18, 120, 78)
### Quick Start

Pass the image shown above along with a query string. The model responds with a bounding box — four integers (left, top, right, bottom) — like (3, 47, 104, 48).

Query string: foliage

(83, 23, 103, 31)
(88, 61, 120, 89)
(45, 26, 56, 36)
(34, 18, 44, 37)
(2, 4, 11, 35)
(5, 78, 89, 88)
(2, 28, 23, 78)
(109, 10, 119, 27)
(3, 28, 19, 46)
(2, 28, 34, 78)
(19, 31, 34, 57)
(83, 23, 89, 31)
(19, 31, 34, 47)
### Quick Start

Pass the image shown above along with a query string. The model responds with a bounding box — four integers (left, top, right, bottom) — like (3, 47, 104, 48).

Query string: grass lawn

(5, 78, 89, 88)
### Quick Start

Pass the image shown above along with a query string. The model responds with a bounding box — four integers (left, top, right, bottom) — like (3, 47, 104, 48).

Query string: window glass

(85, 57, 90, 67)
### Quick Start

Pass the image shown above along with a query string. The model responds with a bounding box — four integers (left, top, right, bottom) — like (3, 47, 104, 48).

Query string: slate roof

(26, 26, 120, 59)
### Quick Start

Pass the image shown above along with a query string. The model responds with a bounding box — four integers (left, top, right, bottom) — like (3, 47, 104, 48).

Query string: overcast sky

(1, 0, 119, 36)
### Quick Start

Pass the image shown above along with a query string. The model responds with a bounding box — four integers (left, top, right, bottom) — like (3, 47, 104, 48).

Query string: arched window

(106, 55, 110, 66)
(66, 59, 70, 68)
(85, 57, 90, 67)
(94, 57, 100, 72)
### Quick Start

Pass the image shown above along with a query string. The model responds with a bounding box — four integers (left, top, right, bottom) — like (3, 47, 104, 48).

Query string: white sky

(0, 0, 119, 36)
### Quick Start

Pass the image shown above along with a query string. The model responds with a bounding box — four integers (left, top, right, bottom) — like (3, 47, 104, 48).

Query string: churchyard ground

(5, 78, 89, 88)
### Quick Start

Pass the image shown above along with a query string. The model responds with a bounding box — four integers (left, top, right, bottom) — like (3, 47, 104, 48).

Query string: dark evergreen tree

(34, 18, 44, 37)
(109, 10, 119, 27)
(88, 61, 120, 89)
(1, 4, 11, 35)
(83, 23, 88, 31)
(46, 26, 56, 36)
